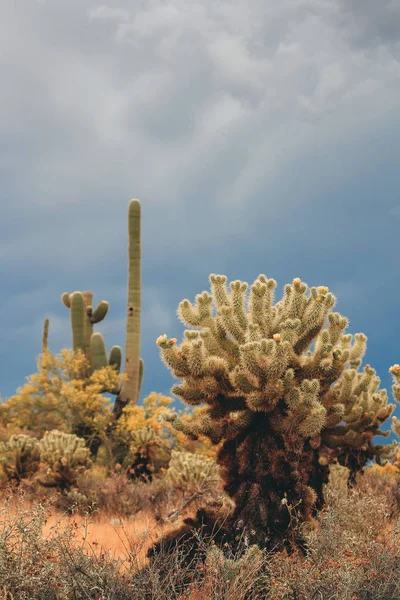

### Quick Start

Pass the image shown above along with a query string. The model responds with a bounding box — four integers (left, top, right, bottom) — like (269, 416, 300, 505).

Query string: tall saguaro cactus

(113, 199, 144, 420)
(60, 199, 144, 419)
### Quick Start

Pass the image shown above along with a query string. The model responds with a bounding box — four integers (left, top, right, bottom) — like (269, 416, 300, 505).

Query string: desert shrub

(257, 470, 400, 600)
(1, 474, 400, 599)
(113, 393, 217, 468)
(0, 489, 136, 599)
(359, 463, 400, 519)
(0, 350, 122, 453)
(77, 466, 171, 517)
(202, 544, 266, 598)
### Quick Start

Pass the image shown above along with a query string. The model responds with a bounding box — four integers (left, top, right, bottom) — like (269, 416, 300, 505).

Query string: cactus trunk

(113, 199, 142, 420)
(60, 199, 143, 442)
(217, 417, 328, 550)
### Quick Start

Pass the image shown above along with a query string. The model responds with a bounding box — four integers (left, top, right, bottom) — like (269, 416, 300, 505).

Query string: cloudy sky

(1, 0, 400, 433)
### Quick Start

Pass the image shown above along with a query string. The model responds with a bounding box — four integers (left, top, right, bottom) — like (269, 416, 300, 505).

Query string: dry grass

(0, 465, 399, 599)
(1, 489, 194, 567)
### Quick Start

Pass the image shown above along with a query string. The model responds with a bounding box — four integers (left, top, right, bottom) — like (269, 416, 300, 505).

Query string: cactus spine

(166, 450, 219, 491)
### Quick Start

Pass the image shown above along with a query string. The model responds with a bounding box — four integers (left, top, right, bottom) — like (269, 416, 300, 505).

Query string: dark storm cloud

(0, 0, 399, 414)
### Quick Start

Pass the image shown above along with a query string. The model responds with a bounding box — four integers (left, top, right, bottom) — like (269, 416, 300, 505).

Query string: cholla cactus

(0, 434, 40, 482)
(38, 430, 91, 491)
(65, 490, 91, 513)
(166, 450, 219, 492)
(123, 426, 171, 480)
(205, 544, 264, 595)
(154, 274, 397, 551)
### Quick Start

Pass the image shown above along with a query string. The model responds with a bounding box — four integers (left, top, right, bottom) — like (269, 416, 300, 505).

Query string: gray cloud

(1, 0, 400, 411)
(335, 0, 400, 48)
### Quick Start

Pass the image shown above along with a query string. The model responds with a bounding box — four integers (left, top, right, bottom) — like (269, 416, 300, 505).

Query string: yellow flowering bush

(0, 349, 123, 451)
(113, 393, 217, 466)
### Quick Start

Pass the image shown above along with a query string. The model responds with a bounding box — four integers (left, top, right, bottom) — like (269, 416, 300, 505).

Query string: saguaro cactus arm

(61, 291, 120, 377)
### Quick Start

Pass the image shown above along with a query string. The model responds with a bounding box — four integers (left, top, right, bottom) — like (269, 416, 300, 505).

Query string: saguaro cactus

(60, 199, 144, 415)
(112, 199, 144, 420)
(61, 290, 122, 377)
(153, 274, 397, 553)
(42, 318, 49, 353)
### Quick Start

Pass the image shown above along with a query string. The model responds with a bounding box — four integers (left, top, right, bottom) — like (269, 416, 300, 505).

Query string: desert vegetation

(1, 199, 399, 599)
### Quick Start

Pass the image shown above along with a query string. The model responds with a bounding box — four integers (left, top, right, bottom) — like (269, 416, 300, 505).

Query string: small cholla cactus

(0, 434, 40, 482)
(65, 489, 91, 513)
(123, 426, 171, 480)
(38, 430, 91, 491)
(152, 273, 398, 552)
(205, 543, 264, 584)
(166, 449, 219, 492)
